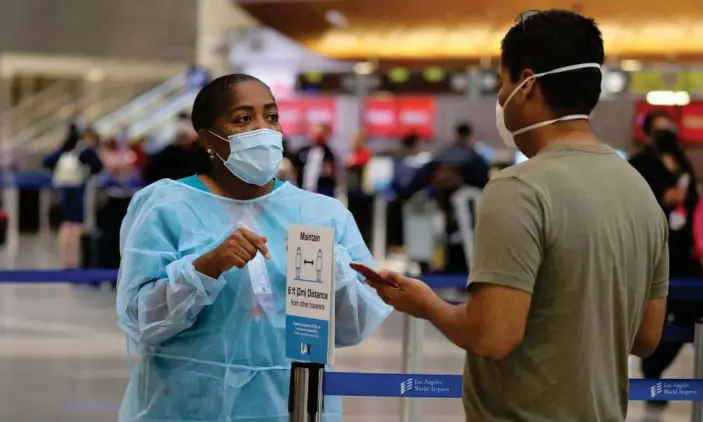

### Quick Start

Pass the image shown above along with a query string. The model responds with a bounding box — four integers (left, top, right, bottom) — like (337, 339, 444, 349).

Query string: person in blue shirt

(116, 73, 392, 422)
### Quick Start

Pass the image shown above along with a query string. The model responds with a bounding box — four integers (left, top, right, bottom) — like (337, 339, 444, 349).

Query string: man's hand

(366, 270, 439, 320)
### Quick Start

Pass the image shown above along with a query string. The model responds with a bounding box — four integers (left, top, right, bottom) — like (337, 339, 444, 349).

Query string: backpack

(53, 147, 88, 187)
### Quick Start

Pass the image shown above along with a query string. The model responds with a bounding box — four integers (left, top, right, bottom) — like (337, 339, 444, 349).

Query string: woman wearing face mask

(630, 128, 702, 408)
(115, 74, 391, 422)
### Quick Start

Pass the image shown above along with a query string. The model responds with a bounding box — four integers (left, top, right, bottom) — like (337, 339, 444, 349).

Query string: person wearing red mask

(293, 123, 338, 197)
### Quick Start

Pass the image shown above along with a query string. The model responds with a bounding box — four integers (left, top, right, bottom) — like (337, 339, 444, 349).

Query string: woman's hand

(194, 227, 270, 279)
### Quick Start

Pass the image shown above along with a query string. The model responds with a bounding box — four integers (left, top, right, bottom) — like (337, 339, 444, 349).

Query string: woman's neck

(200, 167, 274, 200)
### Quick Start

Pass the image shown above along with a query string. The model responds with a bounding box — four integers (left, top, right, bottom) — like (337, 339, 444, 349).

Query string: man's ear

(519, 69, 537, 98)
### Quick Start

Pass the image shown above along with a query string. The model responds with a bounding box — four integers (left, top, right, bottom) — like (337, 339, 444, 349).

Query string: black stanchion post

(289, 361, 325, 422)
(692, 322, 703, 422)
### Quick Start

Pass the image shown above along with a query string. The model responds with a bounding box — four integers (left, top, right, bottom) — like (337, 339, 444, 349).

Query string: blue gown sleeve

(116, 188, 228, 346)
(333, 210, 393, 347)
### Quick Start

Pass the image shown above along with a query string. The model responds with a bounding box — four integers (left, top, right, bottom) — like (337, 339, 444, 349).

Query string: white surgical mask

(209, 128, 284, 186)
(496, 63, 602, 148)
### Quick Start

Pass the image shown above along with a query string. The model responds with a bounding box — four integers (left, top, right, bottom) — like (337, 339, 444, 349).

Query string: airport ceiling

(234, 0, 703, 63)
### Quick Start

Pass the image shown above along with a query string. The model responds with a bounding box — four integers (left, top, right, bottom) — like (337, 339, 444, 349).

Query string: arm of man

(631, 225, 669, 357)
(425, 177, 543, 359)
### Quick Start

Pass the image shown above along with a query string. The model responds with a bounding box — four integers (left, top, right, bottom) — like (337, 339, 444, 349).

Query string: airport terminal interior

(0, 0, 701, 421)
(0, 237, 696, 422)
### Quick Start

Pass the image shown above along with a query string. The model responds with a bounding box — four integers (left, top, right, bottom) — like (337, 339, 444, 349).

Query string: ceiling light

(646, 91, 690, 106)
(325, 10, 349, 28)
(620, 60, 642, 72)
(354, 62, 375, 75)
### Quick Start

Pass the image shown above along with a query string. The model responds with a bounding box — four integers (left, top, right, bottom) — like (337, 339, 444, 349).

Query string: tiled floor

(0, 235, 697, 421)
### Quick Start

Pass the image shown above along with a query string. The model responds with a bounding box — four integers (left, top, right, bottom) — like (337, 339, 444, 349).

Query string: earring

(207, 149, 215, 160)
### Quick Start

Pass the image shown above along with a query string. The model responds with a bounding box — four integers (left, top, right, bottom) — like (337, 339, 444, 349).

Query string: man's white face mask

(495, 63, 602, 148)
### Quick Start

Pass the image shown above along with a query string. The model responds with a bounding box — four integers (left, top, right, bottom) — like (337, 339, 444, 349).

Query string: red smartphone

(349, 262, 397, 287)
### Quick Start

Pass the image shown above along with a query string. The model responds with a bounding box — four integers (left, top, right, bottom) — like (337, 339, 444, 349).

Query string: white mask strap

(534, 63, 601, 78)
(502, 63, 602, 107)
(512, 114, 590, 136)
(208, 130, 229, 143)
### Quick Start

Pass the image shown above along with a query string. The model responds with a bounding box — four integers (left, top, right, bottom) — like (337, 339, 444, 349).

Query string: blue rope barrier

(0, 269, 694, 342)
(53, 374, 703, 414)
(0, 269, 118, 283)
(323, 372, 703, 401)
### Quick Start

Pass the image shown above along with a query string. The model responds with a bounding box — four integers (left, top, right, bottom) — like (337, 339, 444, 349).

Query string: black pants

(641, 257, 703, 381)
(641, 300, 701, 379)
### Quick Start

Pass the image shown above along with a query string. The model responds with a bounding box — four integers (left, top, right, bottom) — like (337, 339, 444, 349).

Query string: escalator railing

(6, 74, 179, 152)
(93, 72, 187, 138)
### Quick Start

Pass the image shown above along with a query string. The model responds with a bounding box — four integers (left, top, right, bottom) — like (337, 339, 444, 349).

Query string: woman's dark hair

(191, 73, 266, 132)
(654, 129, 693, 175)
(401, 133, 419, 149)
(642, 110, 673, 136)
(60, 123, 82, 152)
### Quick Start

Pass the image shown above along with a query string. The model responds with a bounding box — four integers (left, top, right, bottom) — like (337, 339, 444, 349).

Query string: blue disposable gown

(116, 179, 392, 422)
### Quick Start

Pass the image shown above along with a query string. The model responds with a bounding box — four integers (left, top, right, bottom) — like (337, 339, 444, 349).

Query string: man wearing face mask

(365, 10, 668, 422)
(293, 123, 338, 197)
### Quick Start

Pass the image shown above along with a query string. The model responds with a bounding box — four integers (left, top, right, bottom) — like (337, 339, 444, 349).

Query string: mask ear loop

(207, 130, 231, 165)
(508, 63, 601, 137)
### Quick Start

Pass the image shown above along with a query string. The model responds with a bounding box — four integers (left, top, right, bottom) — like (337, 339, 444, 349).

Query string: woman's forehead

(228, 80, 276, 108)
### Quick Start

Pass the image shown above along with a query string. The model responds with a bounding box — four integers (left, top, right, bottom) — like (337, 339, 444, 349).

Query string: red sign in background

(680, 102, 703, 143)
(632, 100, 703, 144)
(277, 97, 337, 136)
(363, 96, 436, 139)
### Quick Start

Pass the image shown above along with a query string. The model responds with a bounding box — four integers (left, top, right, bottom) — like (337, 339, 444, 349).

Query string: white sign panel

(285, 224, 335, 364)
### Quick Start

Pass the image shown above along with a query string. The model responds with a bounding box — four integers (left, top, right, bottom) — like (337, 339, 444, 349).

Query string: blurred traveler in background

(433, 122, 490, 189)
(368, 10, 668, 422)
(274, 137, 296, 182)
(394, 123, 489, 273)
(429, 122, 490, 274)
(142, 124, 211, 185)
(642, 110, 678, 146)
(129, 136, 149, 173)
(43, 123, 103, 268)
(629, 114, 703, 409)
(293, 123, 337, 197)
(345, 131, 372, 170)
(116, 73, 390, 422)
(346, 131, 373, 243)
(100, 137, 141, 184)
(386, 133, 426, 253)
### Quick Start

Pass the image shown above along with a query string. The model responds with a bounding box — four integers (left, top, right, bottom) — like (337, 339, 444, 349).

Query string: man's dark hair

(456, 123, 473, 138)
(191, 73, 266, 131)
(500, 10, 604, 116)
(642, 110, 673, 136)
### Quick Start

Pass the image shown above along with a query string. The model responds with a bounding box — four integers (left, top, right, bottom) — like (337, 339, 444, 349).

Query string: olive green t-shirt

(463, 143, 669, 422)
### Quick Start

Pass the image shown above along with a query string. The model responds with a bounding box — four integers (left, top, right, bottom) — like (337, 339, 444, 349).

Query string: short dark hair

(642, 110, 673, 136)
(401, 133, 419, 149)
(500, 10, 604, 116)
(191, 73, 266, 131)
(456, 123, 472, 137)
